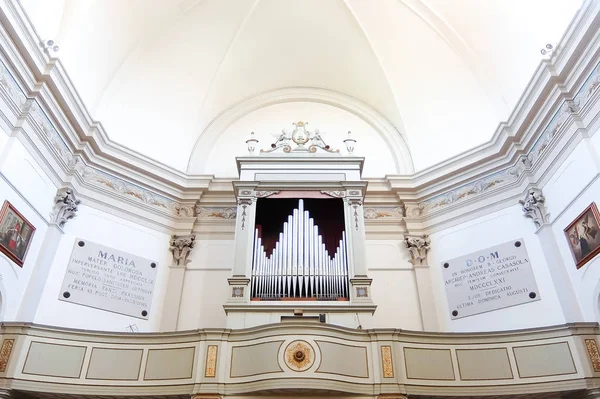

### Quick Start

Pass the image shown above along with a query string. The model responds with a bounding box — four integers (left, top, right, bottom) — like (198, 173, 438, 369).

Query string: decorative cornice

(0, 62, 26, 111)
(364, 207, 404, 220)
(50, 187, 80, 227)
(170, 235, 195, 266)
(519, 187, 550, 228)
(196, 206, 236, 219)
(405, 234, 430, 266)
(255, 190, 279, 198)
(0, 0, 598, 231)
(321, 190, 346, 198)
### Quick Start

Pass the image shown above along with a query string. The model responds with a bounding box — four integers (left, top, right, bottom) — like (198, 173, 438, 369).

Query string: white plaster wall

(0, 178, 47, 321)
(593, 126, 600, 154)
(2, 139, 55, 219)
(554, 177, 600, 321)
(544, 137, 600, 322)
(33, 205, 172, 332)
(198, 102, 401, 178)
(177, 239, 234, 330)
(0, 132, 7, 153)
(428, 204, 565, 332)
(177, 270, 230, 330)
(543, 139, 598, 221)
(366, 240, 422, 330)
(0, 139, 54, 321)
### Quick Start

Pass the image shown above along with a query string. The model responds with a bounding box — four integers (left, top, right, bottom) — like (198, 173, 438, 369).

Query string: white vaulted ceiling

(20, 0, 583, 174)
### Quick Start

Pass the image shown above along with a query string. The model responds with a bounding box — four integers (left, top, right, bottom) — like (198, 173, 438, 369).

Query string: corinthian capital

(51, 188, 81, 227)
(405, 234, 430, 266)
(170, 235, 195, 266)
(519, 187, 550, 228)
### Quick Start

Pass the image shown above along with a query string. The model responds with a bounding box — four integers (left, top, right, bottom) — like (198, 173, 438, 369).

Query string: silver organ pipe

(251, 199, 349, 300)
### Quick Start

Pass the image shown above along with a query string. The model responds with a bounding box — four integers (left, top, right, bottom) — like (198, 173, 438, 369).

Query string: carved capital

(349, 199, 363, 206)
(519, 187, 550, 228)
(170, 235, 195, 266)
(50, 188, 81, 227)
(405, 234, 430, 266)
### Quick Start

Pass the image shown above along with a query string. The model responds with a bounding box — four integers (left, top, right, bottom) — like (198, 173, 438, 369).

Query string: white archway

(187, 87, 414, 175)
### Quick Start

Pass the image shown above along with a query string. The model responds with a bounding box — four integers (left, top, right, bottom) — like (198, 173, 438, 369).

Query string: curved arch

(187, 87, 414, 175)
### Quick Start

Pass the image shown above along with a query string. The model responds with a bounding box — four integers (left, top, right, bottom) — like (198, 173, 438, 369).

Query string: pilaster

(405, 234, 439, 331)
(519, 187, 583, 322)
(160, 234, 196, 331)
(343, 187, 368, 277)
(231, 185, 259, 277)
(226, 184, 260, 306)
(16, 187, 79, 321)
(342, 187, 375, 308)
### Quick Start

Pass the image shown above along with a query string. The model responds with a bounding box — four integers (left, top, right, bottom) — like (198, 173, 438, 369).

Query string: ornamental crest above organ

(245, 121, 356, 155)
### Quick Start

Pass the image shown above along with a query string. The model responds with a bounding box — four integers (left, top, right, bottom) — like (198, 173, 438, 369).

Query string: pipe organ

(251, 199, 349, 300)
(226, 121, 375, 329)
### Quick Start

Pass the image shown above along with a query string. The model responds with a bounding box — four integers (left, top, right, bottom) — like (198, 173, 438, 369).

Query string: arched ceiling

(20, 0, 583, 174)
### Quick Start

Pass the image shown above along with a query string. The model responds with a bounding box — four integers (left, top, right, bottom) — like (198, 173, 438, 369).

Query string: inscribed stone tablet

(441, 238, 540, 319)
(59, 238, 158, 319)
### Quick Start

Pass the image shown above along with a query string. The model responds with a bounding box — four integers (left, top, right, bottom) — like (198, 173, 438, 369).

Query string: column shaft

(160, 265, 186, 331)
(413, 265, 439, 331)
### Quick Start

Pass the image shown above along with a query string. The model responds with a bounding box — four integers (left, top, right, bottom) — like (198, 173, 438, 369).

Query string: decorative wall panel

(513, 342, 576, 378)
(230, 341, 284, 377)
(22, 342, 86, 378)
(315, 341, 368, 378)
(456, 348, 513, 380)
(86, 348, 143, 380)
(144, 347, 195, 380)
(404, 347, 455, 380)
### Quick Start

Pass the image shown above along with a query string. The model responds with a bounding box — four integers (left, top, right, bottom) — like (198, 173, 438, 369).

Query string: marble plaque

(59, 238, 158, 319)
(442, 239, 540, 319)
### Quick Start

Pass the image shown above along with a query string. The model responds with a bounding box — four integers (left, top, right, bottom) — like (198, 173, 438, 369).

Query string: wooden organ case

(224, 122, 376, 329)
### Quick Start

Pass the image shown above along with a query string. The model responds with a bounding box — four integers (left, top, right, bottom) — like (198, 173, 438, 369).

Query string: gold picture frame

(564, 202, 600, 269)
(0, 201, 36, 267)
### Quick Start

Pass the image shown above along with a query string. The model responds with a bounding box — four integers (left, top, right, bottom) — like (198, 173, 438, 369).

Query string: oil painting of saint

(565, 203, 600, 269)
(0, 201, 35, 267)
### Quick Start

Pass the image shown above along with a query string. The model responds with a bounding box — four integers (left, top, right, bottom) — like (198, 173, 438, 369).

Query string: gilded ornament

(204, 345, 218, 377)
(381, 346, 394, 378)
(585, 339, 600, 372)
(284, 340, 315, 372)
(0, 339, 14, 372)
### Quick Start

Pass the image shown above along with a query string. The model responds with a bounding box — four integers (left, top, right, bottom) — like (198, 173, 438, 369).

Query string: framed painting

(0, 201, 36, 267)
(564, 202, 600, 269)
